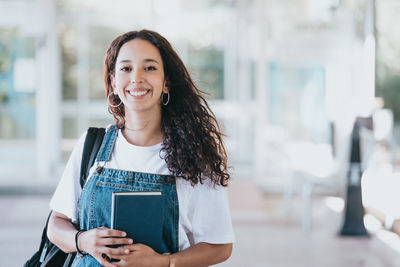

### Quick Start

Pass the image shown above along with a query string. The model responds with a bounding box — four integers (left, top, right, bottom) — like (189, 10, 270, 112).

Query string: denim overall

(72, 125, 179, 267)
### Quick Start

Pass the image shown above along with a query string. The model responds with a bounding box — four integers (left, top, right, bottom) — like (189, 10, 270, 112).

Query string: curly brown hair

(104, 29, 230, 186)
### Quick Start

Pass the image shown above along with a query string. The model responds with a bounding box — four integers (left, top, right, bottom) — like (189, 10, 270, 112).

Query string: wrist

(75, 230, 88, 256)
(159, 253, 172, 267)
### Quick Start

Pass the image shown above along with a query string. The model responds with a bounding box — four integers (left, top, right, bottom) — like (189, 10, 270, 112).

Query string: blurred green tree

(376, 1, 400, 123)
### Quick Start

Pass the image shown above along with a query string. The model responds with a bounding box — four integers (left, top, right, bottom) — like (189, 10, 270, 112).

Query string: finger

(112, 259, 127, 267)
(103, 246, 130, 257)
(121, 243, 143, 251)
(107, 253, 131, 263)
(97, 228, 127, 238)
(93, 255, 117, 267)
(96, 228, 127, 238)
(99, 237, 133, 246)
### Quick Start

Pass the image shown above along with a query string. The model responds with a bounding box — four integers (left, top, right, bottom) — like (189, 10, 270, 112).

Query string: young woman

(47, 29, 234, 267)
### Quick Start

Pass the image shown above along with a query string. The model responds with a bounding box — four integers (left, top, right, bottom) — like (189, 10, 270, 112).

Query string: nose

(130, 69, 144, 84)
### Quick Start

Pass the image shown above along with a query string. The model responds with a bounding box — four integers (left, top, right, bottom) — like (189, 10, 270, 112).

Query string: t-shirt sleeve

(49, 131, 87, 222)
(190, 182, 235, 245)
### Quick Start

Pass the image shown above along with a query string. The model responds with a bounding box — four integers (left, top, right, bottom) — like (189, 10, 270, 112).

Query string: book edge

(113, 191, 162, 196)
(111, 192, 115, 229)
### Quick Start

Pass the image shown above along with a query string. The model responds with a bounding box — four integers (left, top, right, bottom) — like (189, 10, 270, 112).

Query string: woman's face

(111, 38, 168, 115)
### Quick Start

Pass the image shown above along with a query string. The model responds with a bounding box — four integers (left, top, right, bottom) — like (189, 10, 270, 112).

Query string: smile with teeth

(126, 89, 151, 97)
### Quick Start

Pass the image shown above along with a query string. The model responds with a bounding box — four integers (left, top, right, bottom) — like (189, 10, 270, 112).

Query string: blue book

(111, 191, 164, 253)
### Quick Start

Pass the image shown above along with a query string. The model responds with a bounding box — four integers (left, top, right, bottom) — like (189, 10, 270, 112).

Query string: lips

(126, 88, 151, 97)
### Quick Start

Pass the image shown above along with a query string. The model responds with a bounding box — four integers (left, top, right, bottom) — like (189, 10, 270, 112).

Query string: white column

(354, 0, 376, 117)
(36, 0, 61, 180)
(77, 18, 90, 134)
(236, 1, 255, 171)
(223, 21, 237, 101)
(236, 1, 250, 102)
(254, 0, 269, 174)
(360, 0, 375, 115)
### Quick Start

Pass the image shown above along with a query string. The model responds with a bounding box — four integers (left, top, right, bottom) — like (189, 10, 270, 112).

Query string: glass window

(0, 28, 35, 139)
(89, 26, 120, 100)
(89, 118, 114, 128)
(60, 24, 78, 101)
(269, 62, 329, 143)
(186, 44, 224, 100)
(62, 117, 77, 139)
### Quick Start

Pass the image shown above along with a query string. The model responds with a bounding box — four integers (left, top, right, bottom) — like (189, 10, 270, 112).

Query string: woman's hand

(78, 226, 134, 267)
(109, 243, 169, 267)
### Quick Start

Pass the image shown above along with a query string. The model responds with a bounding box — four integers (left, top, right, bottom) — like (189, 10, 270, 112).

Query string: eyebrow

(118, 59, 159, 64)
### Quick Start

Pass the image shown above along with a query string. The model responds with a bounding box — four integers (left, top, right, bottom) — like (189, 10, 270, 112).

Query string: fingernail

(122, 232, 127, 236)
(129, 239, 133, 244)
(125, 249, 129, 254)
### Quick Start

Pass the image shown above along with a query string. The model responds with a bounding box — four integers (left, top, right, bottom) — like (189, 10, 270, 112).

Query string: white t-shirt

(50, 128, 235, 250)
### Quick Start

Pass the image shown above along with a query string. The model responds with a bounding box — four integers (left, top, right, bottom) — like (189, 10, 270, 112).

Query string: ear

(110, 75, 117, 93)
(163, 79, 170, 93)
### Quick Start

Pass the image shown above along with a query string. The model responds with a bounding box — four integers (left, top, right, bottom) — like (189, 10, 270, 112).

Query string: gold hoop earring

(162, 92, 170, 106)
(107, 92, 122, 108)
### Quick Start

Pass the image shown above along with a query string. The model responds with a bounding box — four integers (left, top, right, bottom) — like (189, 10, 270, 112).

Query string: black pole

(339, 120, 369, 236)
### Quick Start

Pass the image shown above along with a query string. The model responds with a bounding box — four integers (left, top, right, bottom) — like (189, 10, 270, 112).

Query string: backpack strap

(79, 127, 106, 189)
(25, 127, 106, 266)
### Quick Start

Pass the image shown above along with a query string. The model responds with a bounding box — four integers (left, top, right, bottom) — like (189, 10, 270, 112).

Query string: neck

(122, 109, 163, 146)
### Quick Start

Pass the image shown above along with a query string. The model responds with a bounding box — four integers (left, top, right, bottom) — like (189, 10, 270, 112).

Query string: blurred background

(1, 0, 400, 266)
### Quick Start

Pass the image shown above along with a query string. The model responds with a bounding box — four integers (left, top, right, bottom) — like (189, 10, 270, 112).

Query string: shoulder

(177, 177, 226, 190)
(176, 178, 228, 201)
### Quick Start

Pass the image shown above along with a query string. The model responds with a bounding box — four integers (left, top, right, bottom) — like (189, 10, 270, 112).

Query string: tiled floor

(1, 181, 400, 267)
(223, 181, 400, 267)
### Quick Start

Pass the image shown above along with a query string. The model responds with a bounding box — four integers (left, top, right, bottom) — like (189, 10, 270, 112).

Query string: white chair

(359, 109, 397, 171)
(284, 138, 351, 232)
(258, 126, 293, 195)
(372, 109, 396, 169)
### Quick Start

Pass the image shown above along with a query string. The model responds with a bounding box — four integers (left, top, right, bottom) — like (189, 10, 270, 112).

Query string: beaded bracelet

(75, 230, 88, 256)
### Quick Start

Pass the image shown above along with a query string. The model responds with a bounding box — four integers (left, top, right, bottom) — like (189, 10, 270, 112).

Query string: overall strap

(96, 124, 119, 162)
(80, 127, 106, 188)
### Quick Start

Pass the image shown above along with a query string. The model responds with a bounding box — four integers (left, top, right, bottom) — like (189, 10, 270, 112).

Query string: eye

(120, 66, 131, 72)
(144, 66, 157, 71)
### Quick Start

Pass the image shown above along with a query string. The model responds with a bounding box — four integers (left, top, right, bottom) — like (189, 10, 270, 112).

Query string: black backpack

(24, 127, 105, 267)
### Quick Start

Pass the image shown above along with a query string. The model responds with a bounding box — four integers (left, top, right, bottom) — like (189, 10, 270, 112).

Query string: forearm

(47, 211, 78, 253)
(171, 242, 232, 267)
